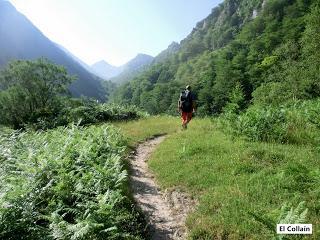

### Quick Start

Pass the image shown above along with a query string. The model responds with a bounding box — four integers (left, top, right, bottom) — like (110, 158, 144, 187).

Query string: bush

(222, 99, 320, 145)
(0, 125, 145, 239)
(66, 103, 148, 126)
(0, 59, 74, 129)
(25, 99, 148, 130)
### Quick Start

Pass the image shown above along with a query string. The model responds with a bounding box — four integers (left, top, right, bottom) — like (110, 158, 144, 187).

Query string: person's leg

(181, 112, 188, 128)
(185, 112, 193, 126)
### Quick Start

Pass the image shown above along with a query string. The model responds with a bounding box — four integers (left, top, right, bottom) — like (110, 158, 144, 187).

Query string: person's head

(186, 85, 191, 90)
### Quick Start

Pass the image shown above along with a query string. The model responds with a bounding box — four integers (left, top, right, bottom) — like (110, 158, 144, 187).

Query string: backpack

(180, 90, 192, 112)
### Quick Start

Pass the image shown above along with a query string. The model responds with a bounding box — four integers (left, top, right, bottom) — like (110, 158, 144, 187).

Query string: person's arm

(178, 99, 181, 112)
(192, 93, 196, 112)
(192, 101, 196, 112)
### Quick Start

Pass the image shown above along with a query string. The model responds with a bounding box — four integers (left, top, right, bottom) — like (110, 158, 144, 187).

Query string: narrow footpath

(129, 136, 195, 240)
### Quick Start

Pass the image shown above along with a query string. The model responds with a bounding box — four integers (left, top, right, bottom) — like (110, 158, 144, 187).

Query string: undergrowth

(0, 124, 145, 240)
(221, 99, 320, 145)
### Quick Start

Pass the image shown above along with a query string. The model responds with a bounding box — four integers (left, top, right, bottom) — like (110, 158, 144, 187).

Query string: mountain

(109, 53, 154, 84)
(154, 41, 180, 63)
(91, 60, 123, 80)
(0, 1, 105, 100)
(122, 53, 154, 72)
(113, 0, 319, 114)
(80, 54, 154, 83)
(56, 43, 94, 74)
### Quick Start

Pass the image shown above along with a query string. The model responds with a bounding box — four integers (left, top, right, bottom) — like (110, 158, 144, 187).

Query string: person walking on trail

(178, 85, 196, 129)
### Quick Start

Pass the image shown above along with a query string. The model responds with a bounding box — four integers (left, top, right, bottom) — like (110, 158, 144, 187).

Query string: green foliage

(222, 99, 320, 144)
(252, 82, 294, 106)
(67, 102, 148, 126)
(0, 125, 145, 239)
(223, 83, 246, 115)
(0, 59, 144, 130)
(113, 0, 319, 118)
(102, 80, 117, 102)
(0, 58, 74, 129)
(260, 55, 279, 68)
(250, 201, 309, 240)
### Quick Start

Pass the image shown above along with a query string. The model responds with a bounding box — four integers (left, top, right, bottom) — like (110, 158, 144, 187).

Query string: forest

(113, 0, 319, 144)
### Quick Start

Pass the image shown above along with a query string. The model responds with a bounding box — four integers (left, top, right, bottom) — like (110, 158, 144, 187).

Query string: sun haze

(9, 0, 223, 66)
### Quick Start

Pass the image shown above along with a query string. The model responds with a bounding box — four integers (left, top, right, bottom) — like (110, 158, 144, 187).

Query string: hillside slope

(113, 0, 319, 115)
(91, 60, 123, 80)
(89, 54, 154, 83)
(109, 54, 154, 84)
(0, 1, 105, 100)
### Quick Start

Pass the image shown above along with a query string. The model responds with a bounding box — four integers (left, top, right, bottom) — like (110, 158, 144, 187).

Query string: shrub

(66, 103, 148, 126)
(0, 125, 145, 239)
(221, 99, 320, 145)
(25, 99, 148, 130)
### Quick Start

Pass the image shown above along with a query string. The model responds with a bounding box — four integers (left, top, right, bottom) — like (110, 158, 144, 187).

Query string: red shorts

(181, 112, 192, 124)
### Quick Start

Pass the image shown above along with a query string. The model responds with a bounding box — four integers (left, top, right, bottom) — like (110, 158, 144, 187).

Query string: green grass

(114, 115, 179, 146)
(117, 116, 320, 239)
(3, 115, 318, 239)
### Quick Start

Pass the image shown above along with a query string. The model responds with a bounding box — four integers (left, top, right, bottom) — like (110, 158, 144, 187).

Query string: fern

(278, 201, 308, 224)
(250, 201, 309, 240)
(0, 125, 145, 239)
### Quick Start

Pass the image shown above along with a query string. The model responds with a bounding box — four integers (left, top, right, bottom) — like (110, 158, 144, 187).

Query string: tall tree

(0, 58, 74, 128)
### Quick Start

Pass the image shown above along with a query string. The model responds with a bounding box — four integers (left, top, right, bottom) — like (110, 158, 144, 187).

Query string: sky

(9, 0, 223, 66)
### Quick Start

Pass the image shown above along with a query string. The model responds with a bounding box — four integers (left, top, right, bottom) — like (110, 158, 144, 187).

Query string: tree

(0, 58, 74, 128)
(301, 2, 320, 97)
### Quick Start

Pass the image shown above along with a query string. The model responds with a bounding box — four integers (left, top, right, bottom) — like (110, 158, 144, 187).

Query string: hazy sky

(9, 0, 223, 66)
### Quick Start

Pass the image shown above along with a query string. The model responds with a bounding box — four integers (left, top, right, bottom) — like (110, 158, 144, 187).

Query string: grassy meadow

(117, 116, 320, 239)
(1, 114, 319, 239)
(114, 115, 179, 146)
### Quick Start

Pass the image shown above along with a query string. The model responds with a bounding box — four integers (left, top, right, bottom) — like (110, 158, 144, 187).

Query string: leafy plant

(249, 201, 308, 240)
(221, 99, 320, 145)
(0, 58, 74, 129)
(0, 125, 145, 239)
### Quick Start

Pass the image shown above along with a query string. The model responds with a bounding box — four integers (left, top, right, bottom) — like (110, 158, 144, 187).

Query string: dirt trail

(129, 136, 195, 240)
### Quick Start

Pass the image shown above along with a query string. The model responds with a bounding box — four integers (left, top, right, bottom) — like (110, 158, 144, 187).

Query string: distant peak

(92, 60, 114, 67)
(167, 41, 180, 50)
(96, 60, 108, 64)
(169, 41, 179, 46)
(135, 53, 153, 58)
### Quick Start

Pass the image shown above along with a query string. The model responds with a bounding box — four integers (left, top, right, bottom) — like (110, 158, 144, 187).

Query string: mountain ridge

(91, 60, 123, 80)
(90, 53, 154, 84)
(108, 53, 154, 84)
(0, 1, 105, 100)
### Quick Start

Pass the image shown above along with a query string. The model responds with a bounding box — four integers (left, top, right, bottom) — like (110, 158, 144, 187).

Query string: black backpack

(180, 90, 192, 112)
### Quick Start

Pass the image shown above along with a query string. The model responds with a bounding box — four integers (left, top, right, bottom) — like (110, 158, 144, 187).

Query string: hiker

(178, 85, 196, 129)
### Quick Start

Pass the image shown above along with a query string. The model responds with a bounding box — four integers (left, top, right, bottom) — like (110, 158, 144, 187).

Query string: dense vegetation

(0, 58, 149, 240)
(221, 92, 320, 145)
(113, 0, 319, 117)
(0, 59, 74, 129)
(0, 125, 146, 239)
(0, 59, 146, 130)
